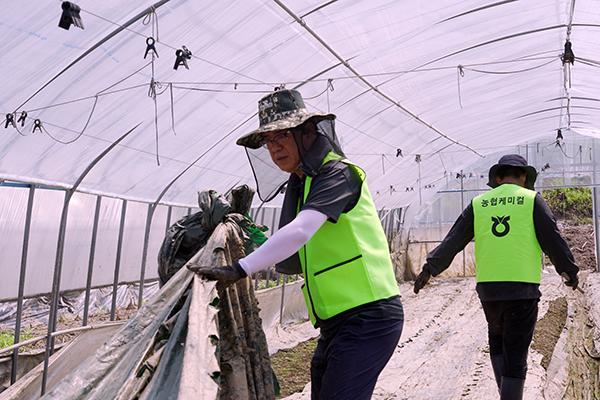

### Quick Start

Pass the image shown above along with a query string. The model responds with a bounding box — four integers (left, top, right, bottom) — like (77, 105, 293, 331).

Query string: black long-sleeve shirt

(424, 190, 579, 301)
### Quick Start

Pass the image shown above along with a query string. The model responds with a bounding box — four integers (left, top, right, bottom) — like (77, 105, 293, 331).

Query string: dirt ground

(2, 223, 596, 398)
(558, 222, 596, 272)
(273, 223, 598, 399)
(0, 306, 138, 354)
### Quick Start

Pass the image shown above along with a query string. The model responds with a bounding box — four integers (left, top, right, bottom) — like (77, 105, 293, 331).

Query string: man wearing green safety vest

(191, 88, 404, 399)
(413, 154, 579, 400)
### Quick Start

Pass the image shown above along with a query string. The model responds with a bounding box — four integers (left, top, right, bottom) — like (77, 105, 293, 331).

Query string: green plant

(0, 329, 34, 352)
(257, 274, 302, 290)
(58, 314, 71, 323)
(541, 187, 592, 225)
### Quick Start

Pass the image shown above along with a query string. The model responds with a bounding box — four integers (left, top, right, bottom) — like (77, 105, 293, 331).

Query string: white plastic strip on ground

(282, 272, 583, 399)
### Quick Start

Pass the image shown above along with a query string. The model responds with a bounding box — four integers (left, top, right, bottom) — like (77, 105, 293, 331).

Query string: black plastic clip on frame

(174, 46, 192, 70)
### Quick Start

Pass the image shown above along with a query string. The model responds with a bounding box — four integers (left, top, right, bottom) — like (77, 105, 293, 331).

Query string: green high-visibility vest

(299, 152, 399, 325)
(472, 184, 542, 283)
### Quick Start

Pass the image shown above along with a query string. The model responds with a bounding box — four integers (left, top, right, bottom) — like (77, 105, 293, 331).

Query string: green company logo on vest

(491, 215, 510, 237)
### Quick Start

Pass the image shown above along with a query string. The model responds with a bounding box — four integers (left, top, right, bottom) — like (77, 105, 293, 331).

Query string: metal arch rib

(272, 0, 483, 158)
(15, 0, 172, 112)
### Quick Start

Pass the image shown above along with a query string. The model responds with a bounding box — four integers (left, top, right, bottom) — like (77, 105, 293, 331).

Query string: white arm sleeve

(238, 209, 328, 276)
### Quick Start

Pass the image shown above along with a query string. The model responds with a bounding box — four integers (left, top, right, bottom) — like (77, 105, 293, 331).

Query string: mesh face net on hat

(243, 118, 343, 202)
(238, 89, 340, 202)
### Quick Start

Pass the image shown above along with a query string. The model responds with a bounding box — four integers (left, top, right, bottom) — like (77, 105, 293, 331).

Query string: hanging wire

(326, 78, 334, 113)
(558, 142, 581, 159)
(462, 58, 556, 75)
(98, 61, 153, 95)
(148, 51, 161, 165)
(6, 60, 154, 144)
(169, 83, 177, 135)
(274, 0, 483, 158)
(23, 84, 146, 113)
(574, 57, 600, 67)
(559, 0, 577, 135)
(457, 65, 465, 108)
(415, 154, 422, 205)
(438, 153, 447, 171)
(142, 6, 159, 42)
(25, 96, 100, 144)
(301, 88, 328, 100)
(80, 4, 267, 85)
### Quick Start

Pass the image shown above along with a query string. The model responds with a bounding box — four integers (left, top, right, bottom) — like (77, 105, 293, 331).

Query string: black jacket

(424, 189, 579, 301)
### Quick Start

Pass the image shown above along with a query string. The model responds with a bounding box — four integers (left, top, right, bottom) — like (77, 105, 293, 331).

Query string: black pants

(310, 313, 404, 400)
(481, 298, 538, 379)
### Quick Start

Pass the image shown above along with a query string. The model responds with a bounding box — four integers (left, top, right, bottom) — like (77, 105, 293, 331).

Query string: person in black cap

(413, 154, 579, 399)
(191, 88, 404, 399)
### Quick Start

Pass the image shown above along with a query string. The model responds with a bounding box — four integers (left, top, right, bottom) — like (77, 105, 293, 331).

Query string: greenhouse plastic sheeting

(1, 0, 600, 214)
(0, 324, 124, 400)
(37, 191, 276, 399)
(0, 185, 191, 300)
(0, 281, 160, 330)
(38, 260, 197, 399)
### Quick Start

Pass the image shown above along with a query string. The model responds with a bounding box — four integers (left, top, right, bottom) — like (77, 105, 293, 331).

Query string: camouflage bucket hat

(236, 88, 335, 149)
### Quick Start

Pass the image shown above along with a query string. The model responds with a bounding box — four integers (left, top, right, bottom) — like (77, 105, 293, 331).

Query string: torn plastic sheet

(0, 281, 160, 331)
(1, 324, 124, 399)
(37, 214, 276, 398)
(39, 257, 198, 399)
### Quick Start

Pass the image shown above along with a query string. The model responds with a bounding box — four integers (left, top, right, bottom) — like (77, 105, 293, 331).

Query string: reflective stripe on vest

(299, 152, 399, 324)
(473, 184, 541, 283)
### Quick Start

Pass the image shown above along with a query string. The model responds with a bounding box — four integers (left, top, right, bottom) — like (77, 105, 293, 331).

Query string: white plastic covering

(1, 1, 600, 299)
(0, 185, 192, 299)
(1, 0, 598, 211)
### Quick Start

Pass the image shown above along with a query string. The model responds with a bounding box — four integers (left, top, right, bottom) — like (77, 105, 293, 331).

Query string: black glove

(414, 269, 431, 294)
(561, 272, 579, 291)
(188, 262, 248, 285)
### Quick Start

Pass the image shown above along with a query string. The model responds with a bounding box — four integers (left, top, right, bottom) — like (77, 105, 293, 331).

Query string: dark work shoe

(500, 376, 524, 400)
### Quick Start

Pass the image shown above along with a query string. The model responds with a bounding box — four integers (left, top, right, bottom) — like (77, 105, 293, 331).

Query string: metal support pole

(593, 140, 600, 272)
(83, 195, 102, 326)
(42, 188, 74, 395)
(595, 189, 600, 272)
(40, 125, 138, 396)
(166, 205, 172, 232)
(271, 208, 277, 234)
(138, 203, 155, 309)
(279, 275, 287, 326)
(266, 268, 271, 289)
(11, 184, 35, 384)
(461, 170, 466, 277)
(111, 200, 127, 321)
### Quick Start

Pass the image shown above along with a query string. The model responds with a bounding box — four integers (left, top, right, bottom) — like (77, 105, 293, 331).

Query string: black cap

(487, 154, 537, 190)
